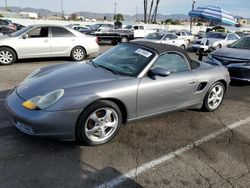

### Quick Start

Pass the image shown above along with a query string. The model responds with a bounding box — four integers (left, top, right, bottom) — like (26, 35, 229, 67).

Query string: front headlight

(22, 89, 64, 110)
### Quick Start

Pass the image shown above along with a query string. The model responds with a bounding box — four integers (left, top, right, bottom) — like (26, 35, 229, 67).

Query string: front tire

(76, 100, 122, 146)
(0, 47, 16, 65)
(71, 46, 86, 61)
(202, 82, 225, 112)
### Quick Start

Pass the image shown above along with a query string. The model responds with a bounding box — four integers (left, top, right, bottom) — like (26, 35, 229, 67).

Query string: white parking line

(97, 116, 250, 188)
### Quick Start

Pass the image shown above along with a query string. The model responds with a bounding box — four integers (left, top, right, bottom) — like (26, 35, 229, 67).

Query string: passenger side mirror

(226, 44, 231, 47)
(149, 67, 171, 79)
(22, 34, 28, 39)
(97, 29, 101, 32)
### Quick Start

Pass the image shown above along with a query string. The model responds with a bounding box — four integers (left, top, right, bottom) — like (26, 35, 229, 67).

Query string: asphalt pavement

(0, 45, 250, 188)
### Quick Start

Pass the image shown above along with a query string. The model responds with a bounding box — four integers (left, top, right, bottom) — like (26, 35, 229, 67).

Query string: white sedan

(133, 32, 188, 50)
(0, 24, 100, 65)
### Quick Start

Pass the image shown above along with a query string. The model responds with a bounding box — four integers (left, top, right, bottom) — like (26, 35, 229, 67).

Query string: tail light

(95, 37, 99, 44)
(8, 24, 17, 30)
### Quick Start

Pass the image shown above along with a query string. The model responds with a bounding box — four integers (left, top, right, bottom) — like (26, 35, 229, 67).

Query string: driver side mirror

(226, 44, 231, 47)
(148, 67, 171, 80)
(22, 34, 28, 39)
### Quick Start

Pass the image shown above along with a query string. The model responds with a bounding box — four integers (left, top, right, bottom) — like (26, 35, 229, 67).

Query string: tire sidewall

(120, 36, 128, 43)
(0, 47, 16, 65)
(203, 82, 225, 112)
(71, 46, 86, 61)
(76, 100, 122, 146)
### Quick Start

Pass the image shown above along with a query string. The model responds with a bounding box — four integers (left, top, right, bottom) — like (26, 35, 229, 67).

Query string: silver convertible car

(5, 42, 230, 145)
(0, 24, 100, 65)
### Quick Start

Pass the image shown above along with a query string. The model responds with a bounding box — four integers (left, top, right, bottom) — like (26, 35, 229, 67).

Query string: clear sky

(3, 0, 250, 17)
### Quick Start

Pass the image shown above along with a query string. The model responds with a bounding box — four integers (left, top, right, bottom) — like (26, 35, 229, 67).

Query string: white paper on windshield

(135, 48, 152, 58)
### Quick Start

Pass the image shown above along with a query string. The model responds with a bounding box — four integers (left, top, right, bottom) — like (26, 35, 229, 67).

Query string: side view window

(133, 26, 139, 30)
(153, 53, 189, 73)
(164, 34, 174, 40)
(51, 27, 74, 37)
(27, 27, 49, 38)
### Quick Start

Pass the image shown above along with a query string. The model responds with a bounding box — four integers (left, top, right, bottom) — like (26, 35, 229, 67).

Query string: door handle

(189, 80, 196, 84)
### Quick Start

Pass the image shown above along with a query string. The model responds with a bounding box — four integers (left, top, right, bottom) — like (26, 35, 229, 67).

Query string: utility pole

(5, 0, 8, 11)
(190, 0, 196, 32)
(136, 6, 138, 22)
(114, 2, 117, 21)
(61, 0, 64, 20)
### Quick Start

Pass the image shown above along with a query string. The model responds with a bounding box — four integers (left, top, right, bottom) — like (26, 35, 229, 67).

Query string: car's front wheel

(76, 100, 122, 146)
(202, 82, 225, 112)
(71, 46, 86, 61)
(0, 47, 16, 65)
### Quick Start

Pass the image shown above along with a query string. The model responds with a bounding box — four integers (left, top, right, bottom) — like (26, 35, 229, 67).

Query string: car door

(137, 52, 197, 117)
(49, 26, 76, 56)
(161, 34, 177, 46)
(18, 26, 50, 58)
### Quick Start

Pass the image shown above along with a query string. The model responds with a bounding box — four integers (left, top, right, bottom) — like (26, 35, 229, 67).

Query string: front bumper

(192, 44, 211, 52)
(5, 89, 82, 140)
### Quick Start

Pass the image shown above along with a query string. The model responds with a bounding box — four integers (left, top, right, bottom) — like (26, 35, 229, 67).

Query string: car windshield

(145, 32, 165, 40)
(92, 44, 155, 77)
(124, 25, 133, 29)
(89, 24, 100, 30)
(205, 32, 227, 39)
(10, 26, 32, 37)
(230, 37, 250, 50)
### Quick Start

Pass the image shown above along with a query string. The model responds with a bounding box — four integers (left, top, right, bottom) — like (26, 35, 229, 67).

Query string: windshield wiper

(98, 65, 121, 75)
(88, 59, 98, 67)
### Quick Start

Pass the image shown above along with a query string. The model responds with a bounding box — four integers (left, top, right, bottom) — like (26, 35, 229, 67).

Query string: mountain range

(0, 6, 190, 21)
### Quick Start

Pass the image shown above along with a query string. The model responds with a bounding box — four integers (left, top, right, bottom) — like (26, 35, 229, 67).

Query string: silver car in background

(192, 32, 240, 52)
(0, 24, 100, 65)
(134, 32, 187, 50)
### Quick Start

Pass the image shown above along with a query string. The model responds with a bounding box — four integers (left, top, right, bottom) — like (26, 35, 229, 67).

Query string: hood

(132, 38, 161, 43)
(17, 62, 127, 100)
(211, 48, 250, 61)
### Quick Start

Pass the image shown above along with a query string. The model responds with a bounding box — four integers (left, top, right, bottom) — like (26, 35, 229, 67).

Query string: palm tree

(148, 0, 154, 23)
(151, 0, 160, 23)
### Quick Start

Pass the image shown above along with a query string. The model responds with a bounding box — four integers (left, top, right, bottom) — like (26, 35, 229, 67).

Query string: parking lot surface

(0, 45, 250, 188)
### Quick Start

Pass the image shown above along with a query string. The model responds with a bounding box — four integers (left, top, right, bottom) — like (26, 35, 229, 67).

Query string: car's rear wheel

(215, 44, 222, 50)
(180, 45, 186, 50)
(0, 47, 16, 65)
(76, 100, 122, 146)
(120, 36, 129, 43)
(202, 82, 225, 112)
(71, 46, 86, 61)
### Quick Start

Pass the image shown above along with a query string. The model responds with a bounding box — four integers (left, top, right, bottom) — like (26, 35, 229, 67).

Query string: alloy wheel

(207, 84, 224, 110)
(0, 50, 13, 65)
(84, 108, 119, 142)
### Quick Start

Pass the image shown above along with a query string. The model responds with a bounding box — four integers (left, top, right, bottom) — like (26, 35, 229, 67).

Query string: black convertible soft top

(129, 41, 199, 69)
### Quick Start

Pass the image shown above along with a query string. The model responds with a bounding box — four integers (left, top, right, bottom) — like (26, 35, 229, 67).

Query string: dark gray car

(5, 41, 230, 145)
(208, 36, 250, 82)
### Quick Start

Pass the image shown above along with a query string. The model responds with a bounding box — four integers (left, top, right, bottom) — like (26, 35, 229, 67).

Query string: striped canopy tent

(189, 5, 236, 26)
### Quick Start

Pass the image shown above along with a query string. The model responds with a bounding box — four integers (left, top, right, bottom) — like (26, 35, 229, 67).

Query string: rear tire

(76, 100, 122, 146)
(120, 36, 129, 43)
(71, 46, 86, 61)
(0, 47, 16, 65)
(215, 44, 222, 50)
(202, 81, 225, 112)
(180, 45, 186, 50)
